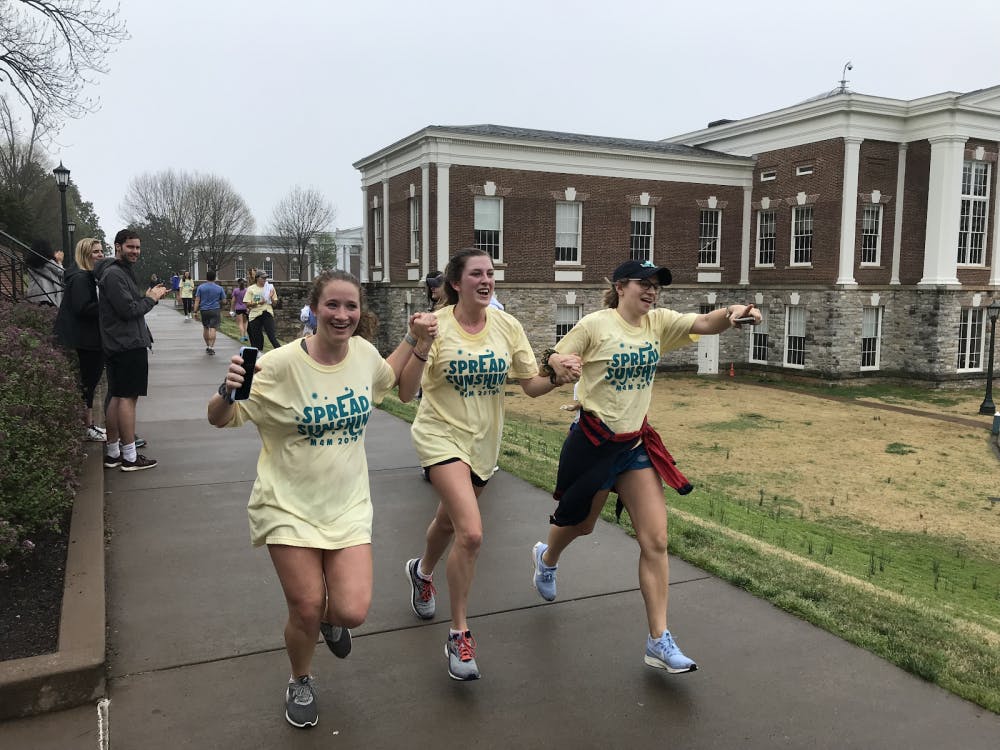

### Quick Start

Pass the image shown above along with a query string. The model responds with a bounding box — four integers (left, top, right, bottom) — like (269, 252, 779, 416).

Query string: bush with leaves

(0, 298, 84, 570)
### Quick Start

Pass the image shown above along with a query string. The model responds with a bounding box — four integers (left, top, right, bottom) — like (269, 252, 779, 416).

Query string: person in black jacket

(55, 238, 109, 442)
(94, 229, 168, 471)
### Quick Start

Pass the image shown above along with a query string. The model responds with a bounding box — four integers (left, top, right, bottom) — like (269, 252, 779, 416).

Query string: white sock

(449, 628, 467, 638)
(105, 440, 120, 458)
(122, 441, 137, 462)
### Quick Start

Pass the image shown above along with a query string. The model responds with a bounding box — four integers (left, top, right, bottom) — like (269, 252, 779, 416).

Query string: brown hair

(602, 278, 625, 309)
(442, 248, 491, 306)
(308, 270, 378, 341)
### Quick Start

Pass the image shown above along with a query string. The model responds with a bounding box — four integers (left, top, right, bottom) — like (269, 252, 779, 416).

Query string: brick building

(353, 85, 1000, 382)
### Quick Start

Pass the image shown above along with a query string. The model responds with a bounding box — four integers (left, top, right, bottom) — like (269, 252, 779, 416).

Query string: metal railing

(0, 229, 65, 304)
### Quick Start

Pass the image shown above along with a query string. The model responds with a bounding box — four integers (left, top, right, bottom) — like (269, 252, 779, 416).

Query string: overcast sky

(42, 0, 1000, 239)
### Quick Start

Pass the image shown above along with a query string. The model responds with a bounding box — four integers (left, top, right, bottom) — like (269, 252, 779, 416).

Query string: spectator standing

(95, 229, 168, 471)
(54, 237, 108, 441)
(24, 238, 65, 307)
(170, 271, 180, 307)
(193, 270, 227, 355)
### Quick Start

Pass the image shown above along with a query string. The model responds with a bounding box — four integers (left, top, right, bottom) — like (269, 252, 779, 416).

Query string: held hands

(409, 312, 438, 345)
(549, 353, 583, 385)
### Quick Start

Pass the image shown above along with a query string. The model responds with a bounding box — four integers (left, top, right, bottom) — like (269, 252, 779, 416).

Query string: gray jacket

(94, 257, 156, 353)
(25, 261, 64, 307)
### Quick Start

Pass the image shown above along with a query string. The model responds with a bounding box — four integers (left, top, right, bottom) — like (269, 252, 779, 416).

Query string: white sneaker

(84, 425, 107, 442)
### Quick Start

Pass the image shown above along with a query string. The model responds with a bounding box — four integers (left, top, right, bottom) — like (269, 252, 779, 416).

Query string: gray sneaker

(405, 558, 436, 619)
(445, 631, 480, 681)
(284, 675, 318, 728)
(320, 621, 351, 658)
(120, 454, 157, 472)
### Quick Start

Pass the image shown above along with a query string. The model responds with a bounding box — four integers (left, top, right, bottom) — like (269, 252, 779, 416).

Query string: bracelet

(548, 371, 558, 385)
(404, 332, 417, 347)
(413, 350, 428, 362)
(217, 381, 235, 404)
(540, 347, 558, 376)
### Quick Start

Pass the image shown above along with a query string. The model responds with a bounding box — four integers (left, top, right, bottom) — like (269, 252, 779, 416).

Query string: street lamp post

(979, 299, 1000, 416)
(53, 162, 70, 257)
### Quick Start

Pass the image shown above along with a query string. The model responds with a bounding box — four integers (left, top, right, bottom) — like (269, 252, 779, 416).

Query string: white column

(360, 186, 368, 282)
(990, 161, 1000, 285)
(890, 143, 907, 285)
(836, 137, 863, 286)
(436, 163, 451, 271)
(381, 180, 390, 283)
(740, 185, 752, 286)
(421, 163, 431, 276)
(920, 135, 966, 286)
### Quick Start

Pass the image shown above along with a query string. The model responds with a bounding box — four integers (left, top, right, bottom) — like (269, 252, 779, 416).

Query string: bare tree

(194, 174, 254, 274)
(269, 186, 335, 280)
(0, 0, 128, 126)
(120, 170, 254, 277)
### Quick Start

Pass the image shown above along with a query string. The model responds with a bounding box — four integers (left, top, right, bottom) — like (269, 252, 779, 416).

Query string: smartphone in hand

(734, 316, 757, 325)
(232, 346, 259, 401)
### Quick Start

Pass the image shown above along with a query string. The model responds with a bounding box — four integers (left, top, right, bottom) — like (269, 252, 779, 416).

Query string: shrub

(0, 298, 84, 569)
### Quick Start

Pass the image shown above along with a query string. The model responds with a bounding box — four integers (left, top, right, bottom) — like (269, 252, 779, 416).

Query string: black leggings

(248, 311, 280, 350)
(182, 298, 193, 315)
(76, 348, 105, 408)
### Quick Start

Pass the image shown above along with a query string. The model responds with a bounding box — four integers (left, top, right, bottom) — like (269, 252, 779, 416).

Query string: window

(796, 165, 814, 176)
(289, 255, 301, 281)
(957, 307, 985, 371)
(750, 309, 769, 363)
(791, 206, 813, 265)
(262, 257, 273, 279)
(555, 304, 582, 342)
(555, 202, 581, 263)
(958, 161, 990, 265)
(861, 306, 882, 370)
(372, 207, 383, 266)
(474, 196, 503, 262)
(629, 206, 653, 261)
(760, 170, 776, 182)
(756, 210, 776, 266)
(235, 258, 246, 281)
(409, 197, 421, 263)
(698, 209, 720, 265)
(784, 306, 806, 367)
(860, 205, 883, 265)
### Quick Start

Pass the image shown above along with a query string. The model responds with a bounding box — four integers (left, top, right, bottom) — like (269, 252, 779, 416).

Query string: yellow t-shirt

(554, 307, 697, 434)
(242, 285, 273, 321)
(180, 279, 194, 298)
(225, 337, 396, 548)
(411, 306, 538, 480)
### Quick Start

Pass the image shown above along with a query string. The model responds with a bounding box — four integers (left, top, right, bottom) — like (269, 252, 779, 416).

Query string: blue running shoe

(644, 630, 697, 673)
(445, 630, 480, 681)
(531, 542, 557, 601)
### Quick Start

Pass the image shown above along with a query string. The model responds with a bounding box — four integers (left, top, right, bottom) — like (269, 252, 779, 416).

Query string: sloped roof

(430, 123, 746, 160)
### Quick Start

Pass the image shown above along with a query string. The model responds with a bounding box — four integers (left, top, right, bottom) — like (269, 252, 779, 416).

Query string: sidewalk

(2, 304, 999, 748)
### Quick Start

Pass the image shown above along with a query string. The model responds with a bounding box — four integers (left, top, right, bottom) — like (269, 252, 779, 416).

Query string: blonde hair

(74, 238, 103, 271)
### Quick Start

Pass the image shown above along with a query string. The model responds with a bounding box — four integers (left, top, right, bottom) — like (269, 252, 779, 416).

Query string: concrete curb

(0, 447, 105, 720)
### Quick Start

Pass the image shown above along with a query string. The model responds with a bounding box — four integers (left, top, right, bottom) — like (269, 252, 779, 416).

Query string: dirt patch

(504, 377, 1000, 560)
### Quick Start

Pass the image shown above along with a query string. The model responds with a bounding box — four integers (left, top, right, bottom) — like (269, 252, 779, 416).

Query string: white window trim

(756, 209, 776, 267)
(555, 201, 582, 265)
(860, 306, 882, 371)
(630, 205, 654, 262)
(760, 170, 777, 182)
(409, 197, 421, 264)
(474, 196, 504, 263)
(957, 160, 990, 267)
(790, 205, 813, 267)
(796, 165, 814, 176)
(749, 309, 769, 364)
(698, 209, 721, 267)
(262, 257, 274, 278)
(372, 207, 383, 267)
(555, 304, 582, 342)
(783, 306, 806, 369)
(956, 307, 986, 372)
(860, 204, 883, 266)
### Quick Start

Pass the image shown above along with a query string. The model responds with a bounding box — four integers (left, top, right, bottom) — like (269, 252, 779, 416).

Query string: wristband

(413, 350, 428, 362)
(217, 381, 235, 404)
(404, 332, 417, 347)
(540, 347, 558, 376)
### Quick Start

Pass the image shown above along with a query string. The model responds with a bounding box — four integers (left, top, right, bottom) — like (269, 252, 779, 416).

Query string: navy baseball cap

(612, 259, 672, 286)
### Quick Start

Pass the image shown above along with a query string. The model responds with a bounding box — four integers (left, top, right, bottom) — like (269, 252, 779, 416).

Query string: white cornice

(356, 131, 753, 188)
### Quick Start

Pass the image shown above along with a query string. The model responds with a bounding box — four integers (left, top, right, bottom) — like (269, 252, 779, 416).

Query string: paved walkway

(3, 305, 1000, 748)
